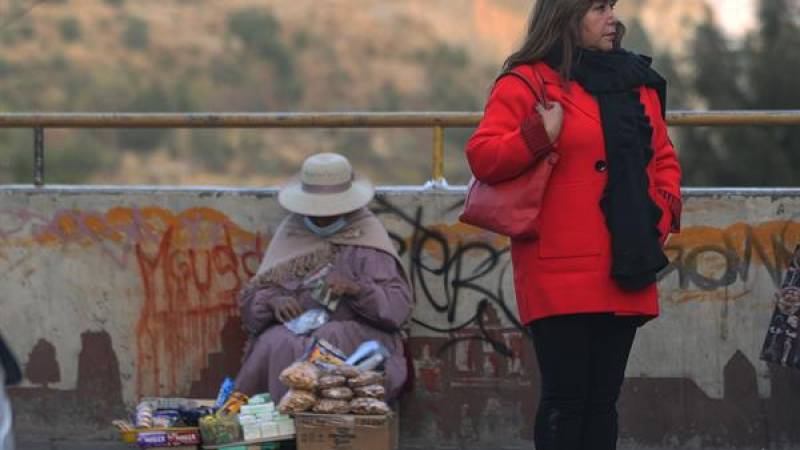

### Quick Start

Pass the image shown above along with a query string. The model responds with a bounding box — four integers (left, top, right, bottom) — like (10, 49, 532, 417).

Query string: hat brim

(278, 176, 375, 216)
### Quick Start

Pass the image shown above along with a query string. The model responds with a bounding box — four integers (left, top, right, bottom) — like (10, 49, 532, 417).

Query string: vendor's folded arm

(348, 249, 413, 332)
(239, 284, 285, 337)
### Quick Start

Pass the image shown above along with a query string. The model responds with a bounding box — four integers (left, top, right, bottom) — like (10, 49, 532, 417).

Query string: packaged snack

(214, 377, 235, 408)
(303, 338, 348, 367)
(318, 375, 346, 389)
(313, 399, 351, 414)
(219, 391, 249, 415)
(348, 370, 384, 388)
(137, 429, 201, 448)
(199, 414, 241, 445)
(355, 352, 387, 371)
(180, 406, 215, 427)
(248, 393, 272, 405)
(135, 402, 154, 428)
(277, 389, 317, 414)
(345, 340, 385, 366)
(151, 409, 181, 428)
(279, 361, 320, 390)
(285, 309, 330, 335)
(353, 384, 385, 399)
(320, 386, 354, 401)
(112, 419, 135, 432)
(349, 397, 391, 415)
(332, 364, 361, 378)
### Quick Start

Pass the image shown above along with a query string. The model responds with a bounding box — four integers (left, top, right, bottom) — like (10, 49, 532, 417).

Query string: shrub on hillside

(123, 16, 149, 50)
(227, 8, 302, 102)
(1, 21, 35, 45)
(59, 17, 82, 42)
(117, 84, 171, 151)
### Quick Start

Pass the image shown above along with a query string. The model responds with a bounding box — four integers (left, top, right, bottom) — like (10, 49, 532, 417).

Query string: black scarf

(545, 46, 669, 291)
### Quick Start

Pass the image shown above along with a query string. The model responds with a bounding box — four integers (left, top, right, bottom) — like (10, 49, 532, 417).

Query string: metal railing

(2, 110, 799, 187)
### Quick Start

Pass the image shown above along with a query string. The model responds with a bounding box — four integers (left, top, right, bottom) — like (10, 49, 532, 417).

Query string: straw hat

(278, 153, 375, 216)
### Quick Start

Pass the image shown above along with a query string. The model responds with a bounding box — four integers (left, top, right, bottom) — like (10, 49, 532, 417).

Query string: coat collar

(524, 62, 603, 124)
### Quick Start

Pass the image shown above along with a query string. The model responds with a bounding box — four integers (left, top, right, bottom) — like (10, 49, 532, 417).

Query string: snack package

(349, 397, 391, 415)
(214, 377, 235, 408)
(179, 406, 215, 427)
(136, 402, 154, 428)
(328, 364, 361, 379)
(318, 375, 346, 389)
(279, 361, 320, 390)
(151, 409, 181, 428)
(285, 309, 330, 335)
(278, 389, 317, 414)
(199, 413, 241, 445)
(348, 370, 384, 388)
(218, 391, 249, 415)
(313, 399, 351, 414)
(320, 386, 354, 401)
(303, 338, 348, 367)
(353, 384, 385, 399)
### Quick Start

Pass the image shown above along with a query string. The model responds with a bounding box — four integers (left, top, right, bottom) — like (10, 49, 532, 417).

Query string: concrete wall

(1, 186, 799, 449)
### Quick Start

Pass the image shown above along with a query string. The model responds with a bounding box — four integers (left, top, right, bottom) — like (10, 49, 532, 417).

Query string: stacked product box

(237, 396, 295, 442)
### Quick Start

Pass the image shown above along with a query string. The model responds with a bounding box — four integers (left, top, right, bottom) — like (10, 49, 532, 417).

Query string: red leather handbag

(460, 68, 558, 240)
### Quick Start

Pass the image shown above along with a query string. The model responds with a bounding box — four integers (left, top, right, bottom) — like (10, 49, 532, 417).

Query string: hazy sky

(710, 0, 757, 37)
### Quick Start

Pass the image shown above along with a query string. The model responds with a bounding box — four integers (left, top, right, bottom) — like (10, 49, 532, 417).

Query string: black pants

(529, 314, 640, 450)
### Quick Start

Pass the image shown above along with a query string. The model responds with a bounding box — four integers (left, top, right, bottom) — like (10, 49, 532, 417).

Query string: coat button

(595, 160, 608, 172)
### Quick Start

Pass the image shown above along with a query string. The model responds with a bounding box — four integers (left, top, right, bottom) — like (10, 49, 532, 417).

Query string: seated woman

(234, 153, 413, 403)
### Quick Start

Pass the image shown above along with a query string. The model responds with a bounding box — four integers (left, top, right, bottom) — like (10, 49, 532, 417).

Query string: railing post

(428, 125, 448, 188)
(33, 127, 44, 187)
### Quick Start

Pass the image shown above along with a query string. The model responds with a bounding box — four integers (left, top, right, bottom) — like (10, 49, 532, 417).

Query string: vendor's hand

(326, 272, 361, 296)
(536, 101, 563, 144)
(272, 296, 304, 323)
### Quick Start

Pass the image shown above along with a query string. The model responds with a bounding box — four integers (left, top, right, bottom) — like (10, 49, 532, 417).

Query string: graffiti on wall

(0, 206, 265, 396)
(3, 203, 800, 397)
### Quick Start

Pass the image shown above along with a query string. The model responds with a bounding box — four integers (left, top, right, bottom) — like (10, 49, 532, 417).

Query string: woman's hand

(536, 101, 564, 143)
(272, 296, 304, 323)
(325, 272, 361, 297)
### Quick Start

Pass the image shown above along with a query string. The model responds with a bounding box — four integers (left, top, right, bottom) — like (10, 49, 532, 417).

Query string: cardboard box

(295, 413, 397, 450)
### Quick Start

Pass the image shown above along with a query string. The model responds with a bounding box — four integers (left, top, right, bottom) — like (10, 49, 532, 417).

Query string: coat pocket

(538, 181, 607, 258)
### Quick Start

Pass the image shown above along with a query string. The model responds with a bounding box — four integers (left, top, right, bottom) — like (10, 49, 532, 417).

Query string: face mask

(303, 216, 348, 238)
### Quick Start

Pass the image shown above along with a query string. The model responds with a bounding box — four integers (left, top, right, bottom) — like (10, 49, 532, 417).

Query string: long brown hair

(502, 0, 625, 79)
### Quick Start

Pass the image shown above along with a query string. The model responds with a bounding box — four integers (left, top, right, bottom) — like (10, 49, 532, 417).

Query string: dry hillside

(0, 0, 711, 186)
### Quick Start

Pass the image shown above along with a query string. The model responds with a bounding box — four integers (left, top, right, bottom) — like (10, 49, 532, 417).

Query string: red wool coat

(465, 61, 682, 325)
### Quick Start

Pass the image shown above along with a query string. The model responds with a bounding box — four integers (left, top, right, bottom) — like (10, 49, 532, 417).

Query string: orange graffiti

(4, 206, 268, 397)
(667, 221, 800, 264)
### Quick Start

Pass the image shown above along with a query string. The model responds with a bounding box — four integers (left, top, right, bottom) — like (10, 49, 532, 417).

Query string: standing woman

(465, 1, 681, 449)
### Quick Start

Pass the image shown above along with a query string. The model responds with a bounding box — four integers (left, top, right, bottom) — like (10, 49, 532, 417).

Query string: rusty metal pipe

(1, 111, 799, 128)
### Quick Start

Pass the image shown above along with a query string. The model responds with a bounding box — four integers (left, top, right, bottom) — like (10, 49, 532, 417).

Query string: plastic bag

(285, 309, 330, 335)
(279, 362, 320, 390)
(278, 389, 317, 414)
(320, 386, 354, 401)
(353, 384, 385, 399)
(318, 375, 346, 389)
(312, 399, 351, 414)
(348, 370, 384, 388)
(349, 397, 391, 415)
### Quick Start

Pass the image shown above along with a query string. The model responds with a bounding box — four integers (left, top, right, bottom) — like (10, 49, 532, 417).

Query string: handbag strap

(496, 66, 550, 108)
